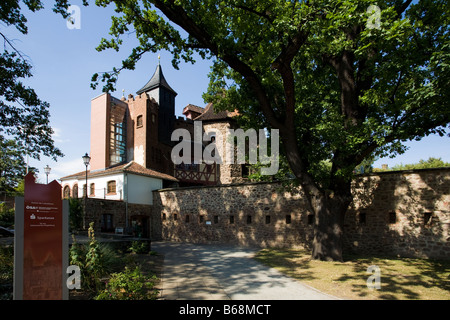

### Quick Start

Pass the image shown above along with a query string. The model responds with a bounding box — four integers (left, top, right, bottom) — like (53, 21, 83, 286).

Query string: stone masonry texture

(154, 168, 450, 259)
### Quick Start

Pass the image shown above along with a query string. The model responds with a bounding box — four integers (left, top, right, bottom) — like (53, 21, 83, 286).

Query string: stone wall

(154, 168, 450, 259)
(154, 181, 314, 248)
(345, 168, 450, 258)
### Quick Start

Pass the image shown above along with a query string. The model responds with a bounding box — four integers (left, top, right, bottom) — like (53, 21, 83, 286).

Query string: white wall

(126, 173, 162, 205)
(61, 172, 124, 201)
(61, 172, 163, 205)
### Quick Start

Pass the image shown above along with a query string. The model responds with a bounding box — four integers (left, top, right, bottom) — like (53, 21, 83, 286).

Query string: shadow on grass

(254, 248, 317, 282)
(339, 254, 450, 300)
(256, 249, 450, 300)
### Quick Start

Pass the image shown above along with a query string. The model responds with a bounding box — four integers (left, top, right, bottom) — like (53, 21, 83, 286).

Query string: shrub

(95, 266, 159, 300)
(0, 204, 14, 228)
(129, 240, 151, 254)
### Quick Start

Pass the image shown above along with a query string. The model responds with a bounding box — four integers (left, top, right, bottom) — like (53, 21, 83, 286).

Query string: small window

(241, 164, 250, 178)
(229, 215, 235, 224)
(185, 215, 190, 223)
(214, 216, 219, 224)
(90, 183, 95, 196)
(162, 213, 166, 220)
(247, 215, 252, 224)
(388, 211, 397, 224)
(359, 212, 366, 225)
(152, 113, 156, 123)
(199, 215, 204, 223)
(265, 215, 271, 224)
(137, 115, 143, 127)
(107, 180, 116, 194)
(174, 214, 178, 221)
(286, 215, 292, 224)
(307, 214, 314, 225)
(423, 212, 432, 225)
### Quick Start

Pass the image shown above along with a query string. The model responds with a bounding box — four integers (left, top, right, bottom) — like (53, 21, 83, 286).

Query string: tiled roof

(193, 103, 238, 122)
(183, 104, 205, 115)
(60, 161, 178, 182)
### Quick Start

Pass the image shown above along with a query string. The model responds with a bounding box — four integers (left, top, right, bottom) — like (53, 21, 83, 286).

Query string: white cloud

(52, 127, 70, 144)
(33, 157, 86, 184)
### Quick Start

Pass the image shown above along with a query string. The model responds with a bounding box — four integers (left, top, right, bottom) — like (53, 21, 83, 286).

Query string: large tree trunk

(310, 191, 352, 261)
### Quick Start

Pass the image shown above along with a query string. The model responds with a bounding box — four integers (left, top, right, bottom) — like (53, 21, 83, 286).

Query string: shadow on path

(152, 241, 337, 300)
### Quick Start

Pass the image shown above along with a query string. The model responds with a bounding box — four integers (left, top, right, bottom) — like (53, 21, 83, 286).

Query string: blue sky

(4, 2, 449, 183)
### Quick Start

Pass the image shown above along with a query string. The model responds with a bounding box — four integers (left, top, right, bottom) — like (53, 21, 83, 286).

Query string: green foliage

(95, 266, 159, 300)
(0, 1, 63, 161)
(68, 198, 83, 231)
(84, 0, 449, 195)
(84, 222, 105, 291)
(0, 245, 13, 284)
(0, 140, 29, 194)
(129, 240, 151, 254)
(0, 203, 14, 228)
(0, 245, 13, 300)
(391, 157, 450, 171)
(70, 223, 109, 292)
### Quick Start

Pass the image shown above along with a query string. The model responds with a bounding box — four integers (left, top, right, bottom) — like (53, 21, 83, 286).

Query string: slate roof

(60, 161, 178, 182)
(136, 64, 177, 96)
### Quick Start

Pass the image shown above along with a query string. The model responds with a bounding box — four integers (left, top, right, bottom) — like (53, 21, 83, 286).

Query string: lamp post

(44, 165, 51, 184)
(82, 153, 91, 230)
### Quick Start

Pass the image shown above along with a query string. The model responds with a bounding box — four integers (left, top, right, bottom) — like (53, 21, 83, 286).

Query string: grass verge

(254, 248, 450, 300)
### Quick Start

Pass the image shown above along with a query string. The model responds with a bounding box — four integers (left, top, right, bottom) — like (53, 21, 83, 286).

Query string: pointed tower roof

(136, 63, 177, 96)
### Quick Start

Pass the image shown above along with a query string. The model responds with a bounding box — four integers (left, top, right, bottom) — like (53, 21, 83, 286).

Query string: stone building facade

(154, 167, 450, 259)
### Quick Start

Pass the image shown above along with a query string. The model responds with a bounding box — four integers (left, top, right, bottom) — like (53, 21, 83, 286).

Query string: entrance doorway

(130, 215, 150, 238)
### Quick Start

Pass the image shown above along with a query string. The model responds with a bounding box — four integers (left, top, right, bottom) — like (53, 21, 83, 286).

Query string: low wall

(154, 168, 450, 259)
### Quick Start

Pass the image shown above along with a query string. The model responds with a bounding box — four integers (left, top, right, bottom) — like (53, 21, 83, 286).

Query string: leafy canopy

(85, 0, 449, 192)
(0, 0, 65, 162)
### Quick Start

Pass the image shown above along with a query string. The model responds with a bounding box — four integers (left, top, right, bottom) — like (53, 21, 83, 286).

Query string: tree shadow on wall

(344, 168, 450, 299)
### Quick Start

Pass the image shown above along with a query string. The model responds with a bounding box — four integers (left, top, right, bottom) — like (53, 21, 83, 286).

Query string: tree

(62, 0, 449, 261)
(0, 139, 30, 195)
(391, 157, 450, 170)
(0, 1, 64, 162)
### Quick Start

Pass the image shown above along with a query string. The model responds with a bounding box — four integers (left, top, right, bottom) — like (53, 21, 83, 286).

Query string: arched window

(90, 183, 95, 196)
(73, 184, 78, 198)
(63, 185, 70, 199)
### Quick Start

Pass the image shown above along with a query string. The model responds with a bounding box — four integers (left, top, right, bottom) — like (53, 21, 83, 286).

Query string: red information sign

(23, 173, 63, 300)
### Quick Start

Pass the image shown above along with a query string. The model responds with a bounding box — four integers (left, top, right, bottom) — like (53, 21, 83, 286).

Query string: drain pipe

(124, 172, 129, 233)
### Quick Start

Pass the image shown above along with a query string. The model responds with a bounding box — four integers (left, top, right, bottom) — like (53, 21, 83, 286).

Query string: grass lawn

(254, 248, 450, 300)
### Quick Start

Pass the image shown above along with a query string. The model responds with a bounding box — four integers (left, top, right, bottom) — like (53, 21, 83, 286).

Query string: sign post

(14, 173, 68, 300)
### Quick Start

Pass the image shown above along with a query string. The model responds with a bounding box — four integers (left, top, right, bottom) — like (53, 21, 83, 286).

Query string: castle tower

(136, 63, 177, 144)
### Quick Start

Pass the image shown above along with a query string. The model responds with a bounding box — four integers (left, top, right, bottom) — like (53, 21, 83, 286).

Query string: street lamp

(82, 153, 91, 230)
(44, 165, 51, 184)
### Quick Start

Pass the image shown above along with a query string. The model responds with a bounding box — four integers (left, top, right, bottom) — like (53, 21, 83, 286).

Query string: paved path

(152, 241, 337, 300)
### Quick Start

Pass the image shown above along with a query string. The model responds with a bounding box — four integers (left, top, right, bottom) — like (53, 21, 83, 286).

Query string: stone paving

(152, 241, 338, 300)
